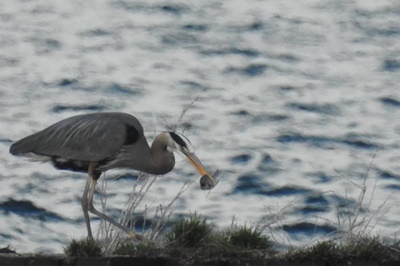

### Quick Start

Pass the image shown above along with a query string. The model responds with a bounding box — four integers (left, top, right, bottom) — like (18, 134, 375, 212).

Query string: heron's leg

(86, 162, 144, 240)
(81, 174, 93, 240)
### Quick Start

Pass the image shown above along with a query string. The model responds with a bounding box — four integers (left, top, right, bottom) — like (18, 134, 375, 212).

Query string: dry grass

(332, 151, 392, 245)
(97, 172, 191, 254)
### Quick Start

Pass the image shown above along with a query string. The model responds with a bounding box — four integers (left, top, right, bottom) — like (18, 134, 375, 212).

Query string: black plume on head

(169, 132, 187, 148)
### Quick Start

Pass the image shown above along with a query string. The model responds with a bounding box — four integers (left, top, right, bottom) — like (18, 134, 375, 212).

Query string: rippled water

(1, 0, 400, 253)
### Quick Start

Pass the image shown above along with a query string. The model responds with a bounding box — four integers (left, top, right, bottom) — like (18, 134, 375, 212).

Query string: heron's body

(10, 112, 174, 175)
(9, 112, 216, 240)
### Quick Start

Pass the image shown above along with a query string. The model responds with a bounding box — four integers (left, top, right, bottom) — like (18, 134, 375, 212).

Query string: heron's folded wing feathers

(10, 113, 144, 161)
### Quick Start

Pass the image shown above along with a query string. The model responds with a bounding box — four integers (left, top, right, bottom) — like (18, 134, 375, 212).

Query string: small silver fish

(200, 170, 220, 190)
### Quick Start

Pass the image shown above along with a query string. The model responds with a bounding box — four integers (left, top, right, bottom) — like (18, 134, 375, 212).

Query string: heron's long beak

(181, 148, 216, 184)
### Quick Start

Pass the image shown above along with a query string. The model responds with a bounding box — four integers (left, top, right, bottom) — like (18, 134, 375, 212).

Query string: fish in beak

(181, 148, 219, 190)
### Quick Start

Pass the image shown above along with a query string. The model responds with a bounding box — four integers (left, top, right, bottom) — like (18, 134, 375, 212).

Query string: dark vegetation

(60, 213, 400, 265)
(287, 236, 400, 264)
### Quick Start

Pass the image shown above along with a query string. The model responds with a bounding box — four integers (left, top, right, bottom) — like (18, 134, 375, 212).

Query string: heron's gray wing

(10, 112, 144, 162)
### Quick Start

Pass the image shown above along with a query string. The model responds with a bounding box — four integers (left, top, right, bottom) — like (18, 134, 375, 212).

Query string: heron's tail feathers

(9, 134, 39, 155)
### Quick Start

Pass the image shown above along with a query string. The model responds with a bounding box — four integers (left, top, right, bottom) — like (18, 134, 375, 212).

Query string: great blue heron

(9, 112, 217, 240)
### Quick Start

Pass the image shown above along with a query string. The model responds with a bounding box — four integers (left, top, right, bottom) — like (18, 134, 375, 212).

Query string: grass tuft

(226, 224, 273, 250)
(165, 213, 213, 248)
(64, 238, 102, 257)
(162, 214, 276, 262)
(287, 240, 341, 263)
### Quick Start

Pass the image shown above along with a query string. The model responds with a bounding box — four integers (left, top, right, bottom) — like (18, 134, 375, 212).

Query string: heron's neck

(147, 136, 175, 175)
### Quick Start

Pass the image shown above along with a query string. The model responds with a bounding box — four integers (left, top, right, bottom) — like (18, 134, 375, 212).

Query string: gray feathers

(10, 112, 144, 162)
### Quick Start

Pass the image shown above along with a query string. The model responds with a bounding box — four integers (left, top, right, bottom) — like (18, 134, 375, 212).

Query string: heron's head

(166, 132, 218, 190)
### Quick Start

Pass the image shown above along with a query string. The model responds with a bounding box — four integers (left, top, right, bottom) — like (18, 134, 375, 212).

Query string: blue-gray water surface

(0, 0, 400, 253)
